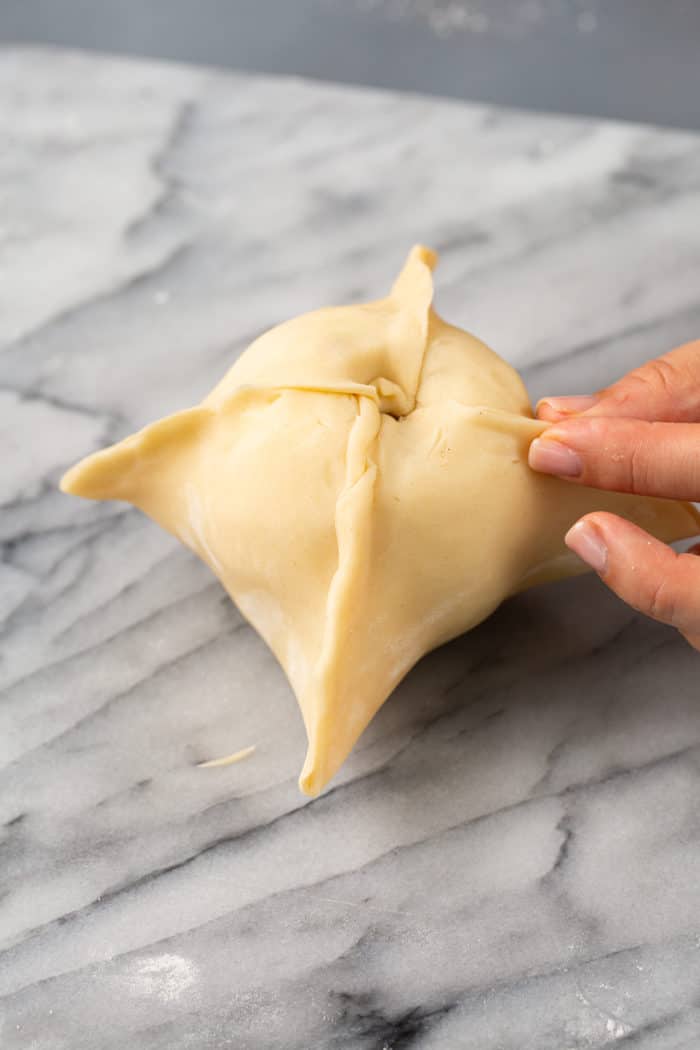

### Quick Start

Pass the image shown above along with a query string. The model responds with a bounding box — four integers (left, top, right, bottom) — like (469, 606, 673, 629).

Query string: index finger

(537, 340, 700, 424)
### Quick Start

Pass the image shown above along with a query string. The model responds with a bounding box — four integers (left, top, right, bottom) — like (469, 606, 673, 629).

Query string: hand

(528, 341, 700, 650)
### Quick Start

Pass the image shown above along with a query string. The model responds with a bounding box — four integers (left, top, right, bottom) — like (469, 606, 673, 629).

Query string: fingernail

(537, 395, 598, 420)
(565, 521, 608, 575)
(529, 437, 583, 477)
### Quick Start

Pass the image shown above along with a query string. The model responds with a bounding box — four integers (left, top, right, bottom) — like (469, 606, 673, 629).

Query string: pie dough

(61, 246, 700, 796)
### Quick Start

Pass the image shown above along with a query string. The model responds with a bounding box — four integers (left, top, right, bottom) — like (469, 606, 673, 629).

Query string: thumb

(528, 416, 700, 501)
(538, 340, 700, 424)
(565, 512, 700, 651)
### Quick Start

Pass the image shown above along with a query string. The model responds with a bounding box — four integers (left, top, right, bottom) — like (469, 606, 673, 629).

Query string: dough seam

(299, 394, 381, 795)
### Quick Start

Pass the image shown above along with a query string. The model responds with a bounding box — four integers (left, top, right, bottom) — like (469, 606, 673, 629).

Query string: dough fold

(61, 246, 700, 795)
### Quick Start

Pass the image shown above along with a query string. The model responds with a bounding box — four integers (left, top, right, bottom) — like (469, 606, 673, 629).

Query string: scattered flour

(125, 953, 199, 1002)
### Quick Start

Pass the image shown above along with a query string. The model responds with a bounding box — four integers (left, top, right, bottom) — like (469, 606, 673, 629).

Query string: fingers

(529, 416, 700, 501)
(536, 395, 598, 421)
(537, 340, 700, 424)
(565, 512, 700, 649)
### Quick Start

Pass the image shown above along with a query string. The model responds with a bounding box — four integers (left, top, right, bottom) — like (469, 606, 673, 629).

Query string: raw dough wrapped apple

(61, 246, 700, 796)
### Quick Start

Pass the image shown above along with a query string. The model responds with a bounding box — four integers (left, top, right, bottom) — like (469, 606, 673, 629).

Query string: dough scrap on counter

(197, 745, 256, 769)
(61, 246, 700, 796)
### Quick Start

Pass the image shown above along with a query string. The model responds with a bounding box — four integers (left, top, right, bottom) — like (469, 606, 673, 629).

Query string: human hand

(528, 341, 700, 650)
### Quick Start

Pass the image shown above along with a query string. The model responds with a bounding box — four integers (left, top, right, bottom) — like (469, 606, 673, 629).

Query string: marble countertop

(1, 46, 700, 1050)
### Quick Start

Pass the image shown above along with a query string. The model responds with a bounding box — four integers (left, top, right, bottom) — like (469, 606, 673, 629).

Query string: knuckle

(645, 574, 677, 625)
(621, 358, 676, 404)
(604, 347, 700, 419)
(626, 439, 649, 493)
(645, 356, 681, 397)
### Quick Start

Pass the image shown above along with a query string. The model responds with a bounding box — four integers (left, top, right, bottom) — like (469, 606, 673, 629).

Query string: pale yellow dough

(61, 247, 700, 796)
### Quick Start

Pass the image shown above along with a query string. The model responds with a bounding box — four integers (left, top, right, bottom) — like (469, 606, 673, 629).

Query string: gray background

(1, 0, 699, 130)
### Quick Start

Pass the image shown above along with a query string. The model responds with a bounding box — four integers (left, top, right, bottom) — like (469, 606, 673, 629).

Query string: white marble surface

(1, 45, 700, 1050)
